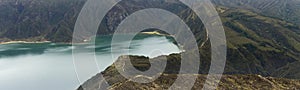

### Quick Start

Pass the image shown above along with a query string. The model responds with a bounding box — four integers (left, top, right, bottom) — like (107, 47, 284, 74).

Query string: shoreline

(0, 40, 51, 45)
(0, 33, 174, 45)
(140, 31, 169, 36)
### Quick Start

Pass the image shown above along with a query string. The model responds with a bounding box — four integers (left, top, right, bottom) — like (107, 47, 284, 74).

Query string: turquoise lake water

(0, 34, 181, 90)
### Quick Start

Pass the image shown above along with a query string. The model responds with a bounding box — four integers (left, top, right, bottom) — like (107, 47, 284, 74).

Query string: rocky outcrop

(78, 55, 300, 90)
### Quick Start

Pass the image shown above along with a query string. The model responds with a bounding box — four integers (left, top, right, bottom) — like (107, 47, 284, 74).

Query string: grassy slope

(212, 0, 300, 25)
(78, 55, 300, 90)
(214, 7, 300, 78)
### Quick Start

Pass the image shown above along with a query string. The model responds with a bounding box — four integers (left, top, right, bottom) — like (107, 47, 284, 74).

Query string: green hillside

(0, 0, 85, 42)
(212, 0, 300, 25)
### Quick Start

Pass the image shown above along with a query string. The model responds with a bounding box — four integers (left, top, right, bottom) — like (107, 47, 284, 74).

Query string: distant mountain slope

(215, 7, 300, 78)
(0, 0, 300, 42)
(0, 0, 85, 42)
(212, 0, 300, 25)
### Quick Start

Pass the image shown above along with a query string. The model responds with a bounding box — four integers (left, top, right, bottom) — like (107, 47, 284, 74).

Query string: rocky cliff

(78, 54, 300, 90)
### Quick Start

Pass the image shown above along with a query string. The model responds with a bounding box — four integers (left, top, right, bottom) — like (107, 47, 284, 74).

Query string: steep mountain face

(0, 0, 85, 42)
(0, 0, 205, 42)
(78, 55, 300, 90)
(217, 7, 300, 78)
(1, 0, 300, 42)
(212, 0, 300, 25)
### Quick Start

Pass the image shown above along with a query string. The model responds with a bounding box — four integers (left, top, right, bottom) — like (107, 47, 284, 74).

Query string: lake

(0, 34, 181, 90)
